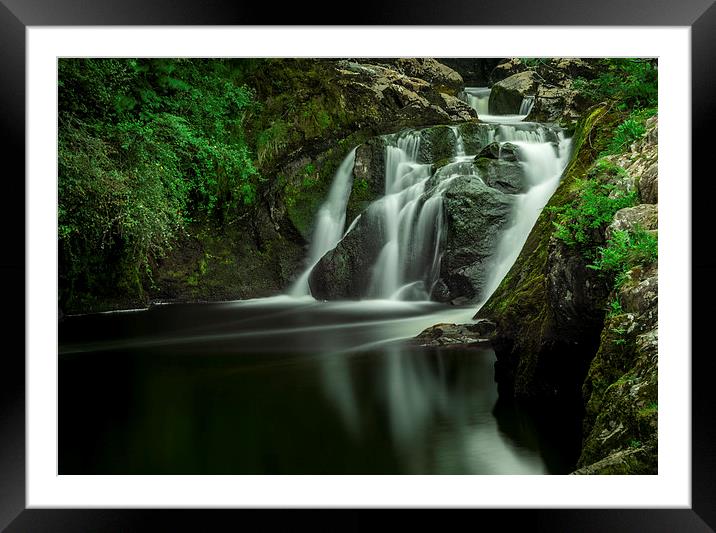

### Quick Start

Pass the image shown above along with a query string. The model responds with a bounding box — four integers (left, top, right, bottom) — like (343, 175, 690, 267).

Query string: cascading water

(479, 130, 572, 303)
(290, 148, 357, 296)
(294, 86, 571, 305)
(459, 87, 490, 116)
(366, 131, 442, 300)
(459, 86, 535, 123)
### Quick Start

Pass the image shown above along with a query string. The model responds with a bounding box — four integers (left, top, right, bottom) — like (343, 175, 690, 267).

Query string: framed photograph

(3, 0, 714, 530)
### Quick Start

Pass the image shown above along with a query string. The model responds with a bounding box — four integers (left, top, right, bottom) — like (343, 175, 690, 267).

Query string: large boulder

(333, 60, 477, 132)
(308, 209, 385, 299)
(488, 71, 539, 115)
(391, 58, 465, 95)
(416, 125, 461, 163)
(432, 175, 514, 304)
(605, 204, 658, 241)
(473, 157, 526, 194)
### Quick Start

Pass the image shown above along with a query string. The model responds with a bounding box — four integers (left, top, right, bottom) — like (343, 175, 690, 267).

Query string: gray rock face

(638, 163, 658, 204)
(605, 204, 658, 241)
(308, 211, 385, 300)
(334, 60, 478, 130)
(546, 238, 611, 344)
(474, 158, 526, 194)
(578, 264, 658, 473)
(391, 58, 465, 95)
(435, 176, 514, 304)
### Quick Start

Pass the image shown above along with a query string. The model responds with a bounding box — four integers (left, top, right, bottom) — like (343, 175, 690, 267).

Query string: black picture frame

(2, 1, 713, 530)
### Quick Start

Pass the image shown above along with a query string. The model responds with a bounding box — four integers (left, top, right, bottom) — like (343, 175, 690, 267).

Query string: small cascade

(366, 131, 441, 300)
(519, 95, 535, 116)
(460, 86, 535, 123)
(459, 87, 490, 116)
(479, 132, 572, 303)
(290, 148, 357, 296)
(449, 126, 466, 157)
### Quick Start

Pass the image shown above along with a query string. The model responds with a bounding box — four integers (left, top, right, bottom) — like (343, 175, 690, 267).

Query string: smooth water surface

(59, 298, 580, 474)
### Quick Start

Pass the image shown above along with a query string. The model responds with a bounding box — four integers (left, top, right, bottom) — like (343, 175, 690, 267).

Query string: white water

(367, 131, 439, 300)
(292, 84, 571, 307)
(460, 86, 535, 123)
(290, 148, 357, 296)
(479, 133, 572, 304)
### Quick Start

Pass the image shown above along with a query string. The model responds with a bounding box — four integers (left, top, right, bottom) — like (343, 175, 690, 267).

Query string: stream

(59, 87, 582, 475)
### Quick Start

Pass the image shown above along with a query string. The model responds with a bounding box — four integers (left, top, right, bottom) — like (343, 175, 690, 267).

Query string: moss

(476, 104, 625, 398)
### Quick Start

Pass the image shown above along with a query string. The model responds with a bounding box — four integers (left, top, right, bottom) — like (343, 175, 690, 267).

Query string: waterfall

(460, 86, 535, 123)
(479, 132, 572, 303)
(290, 148, 357, 296)
(459, 87, 490, 116)
(367, 131, 438, 300)
(293, 88, 571, 304)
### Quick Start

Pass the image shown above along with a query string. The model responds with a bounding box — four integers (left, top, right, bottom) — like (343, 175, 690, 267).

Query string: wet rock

(417, 125, 460, 163)
(436, 176, 514, 304)
(308, 212, 384, 300)
(475, 141, 520, 162)
(349, 137, 387, 223)
(473, 158, 526, 194)
(546, 238, 611, 344)
(489, 71, 538, 115)
(414, 322, 491, 347)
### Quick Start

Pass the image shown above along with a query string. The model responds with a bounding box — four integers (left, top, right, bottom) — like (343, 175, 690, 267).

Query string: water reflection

(59, 299, 574, 474)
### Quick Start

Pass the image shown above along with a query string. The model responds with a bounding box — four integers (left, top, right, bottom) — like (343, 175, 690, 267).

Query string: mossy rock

(475, 103, 625, 400)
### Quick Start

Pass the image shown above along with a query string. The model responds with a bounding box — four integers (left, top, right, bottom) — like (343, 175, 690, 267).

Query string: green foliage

(588, 228, 658, 281)
(603, 107, 657, 155)
(58, 58, 259, 307)
(607, 298, 623, 317)
(572, 58, 657, 110)
(550, 179, 638, 254)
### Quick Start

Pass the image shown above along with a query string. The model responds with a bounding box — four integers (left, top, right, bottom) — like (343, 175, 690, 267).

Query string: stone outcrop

(414, 320, 496, 347)
(475, 105, 621, 400)
(488, 58, 601, 124)
(475, 107, 658, 474)
(578, 263, 658, 473)
(432, 176, 514, 304)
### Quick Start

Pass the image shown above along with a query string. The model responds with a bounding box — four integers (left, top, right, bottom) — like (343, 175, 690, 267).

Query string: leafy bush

(58, 58, 259, 307)
(603, 107, 657, 155)
(572, 59, 657, 110)
(550, 179, 638, 255)
(588, 228, 658, 287)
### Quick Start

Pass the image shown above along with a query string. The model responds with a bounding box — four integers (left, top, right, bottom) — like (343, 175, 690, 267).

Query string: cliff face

(475, 110, 658, 474)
